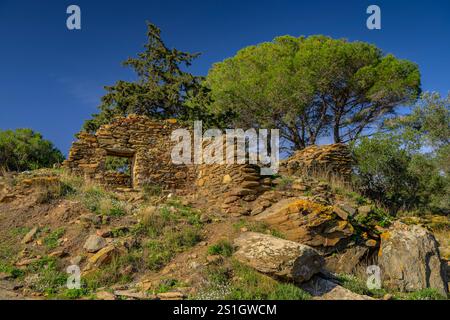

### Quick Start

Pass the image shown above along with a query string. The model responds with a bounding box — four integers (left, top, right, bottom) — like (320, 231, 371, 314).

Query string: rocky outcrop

(254, 199, 354, 253)
(378, 221, 448, 295)
(280, 144, 353, 182)
(233, 232, 324, 283)
(324, 246, 370, 274)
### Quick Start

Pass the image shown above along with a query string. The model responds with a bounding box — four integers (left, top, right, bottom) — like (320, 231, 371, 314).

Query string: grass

(207, 240, 234, 257)
(133, 199, 203, 271)
(336, 273, 448, 300)
(43, 227, 65, 250)
(154, 278, 181, 294)
(25, 256, 68, 295)
(336, 274, 386, 298)
(196, 260, 311, 300)
(353, 206, 392, 228)
(232, 219, 285, 239)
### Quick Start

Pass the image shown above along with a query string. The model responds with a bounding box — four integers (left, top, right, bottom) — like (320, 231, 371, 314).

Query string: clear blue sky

(0, 0, 449, 154)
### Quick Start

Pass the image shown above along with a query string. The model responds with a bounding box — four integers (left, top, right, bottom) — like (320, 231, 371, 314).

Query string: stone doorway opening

(104, 150, 135, 188)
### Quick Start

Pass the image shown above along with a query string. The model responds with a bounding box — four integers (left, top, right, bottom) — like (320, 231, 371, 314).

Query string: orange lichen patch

(285, 199, 334, 217)
(380, 231, 391, 241)
(166, 118, 178, 124)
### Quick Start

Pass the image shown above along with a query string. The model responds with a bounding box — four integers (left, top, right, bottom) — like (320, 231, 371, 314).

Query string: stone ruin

(280, 144, 353, 182)
(64, 114, 354, 214)
(63, 115, 196, 191)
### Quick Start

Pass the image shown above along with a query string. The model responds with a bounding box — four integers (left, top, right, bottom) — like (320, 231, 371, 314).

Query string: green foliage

(232, 219, 285, 238)
(134, 200, 203, 271)
(204, 35, 420, 150)
(352, 93, 449, 214)
(43, 228, 65, 250)
(336, 274, 386, 298)
(399, 288, 447, 300)
(199, 261, 311, 300)
(83, 22, 204, 132)
(208, 240, 234, 257)
(352, 134, 423, 213)
(142, 183, 163, 199)
(0, 128, 64, 172)
(26, 257, 67, 294)
(105, 156, 131, 174)
(154, 278, 180, 294)
(76, 185, 128, 217)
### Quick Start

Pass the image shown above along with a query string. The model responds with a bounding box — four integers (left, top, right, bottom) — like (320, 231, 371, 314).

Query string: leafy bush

(0, 129, 64, 172)
(208, 240, 234, 257)
(352, 93, 449, 215)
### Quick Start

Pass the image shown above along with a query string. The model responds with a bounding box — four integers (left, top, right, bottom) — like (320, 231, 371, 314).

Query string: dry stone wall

(196, 164, 272, 216)
(280, 144, 353, 182)
(63, 115, 195, 190)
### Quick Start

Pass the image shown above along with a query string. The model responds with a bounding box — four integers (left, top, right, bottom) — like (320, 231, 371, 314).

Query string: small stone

(96, 291, 116, 300)
(114, 289, 149, 300)
(207, 255, 223, 264)
(383, 293, 393, 300)
(21, 227, 38, 244)
(83, 235, 107, 253)
(292, 184, 307, 191)
(222, 175, 232, 184)
(241, 181, 260, 189)
(157, 292, 185, 300)
(49, 249, 67, 258)
(96, 229, 112, 238)
(365, 239, 378, 247)
(333, 206, 349, 220)
(0, 272, 12, 280)
(358, 205, 372, 217)
(200, 214, 211, 223)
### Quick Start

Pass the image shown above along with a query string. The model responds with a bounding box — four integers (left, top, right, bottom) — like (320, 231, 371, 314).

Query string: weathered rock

(301, 275, 374, 300)
(96, 291, 116, 300)
(83, 235, 107, 253)
(324, 246, 369, 274)
(255, 199, 354, 253)
(88, 245, 125, 267)
(114, 289, 152, 300)
(378, 221, 448, 295)
(357, 205, 372, 219)
(233, 232, 324, 283)
(157, 292, 185, 300)
(21, 227, 38, 244)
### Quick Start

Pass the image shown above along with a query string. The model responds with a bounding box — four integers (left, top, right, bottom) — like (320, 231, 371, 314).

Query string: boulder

(83, 235, 107, 253)
(255, 199, 354, 253)
(88, 245, 125, 267)
(324, 246, 369, 274)
(233, 232, 324, 283)
(378, 221, 448, 295)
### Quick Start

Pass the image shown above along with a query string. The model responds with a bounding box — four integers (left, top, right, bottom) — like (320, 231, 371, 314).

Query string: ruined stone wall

(196, 164, 272, 216)
(63, 115, 195, 190)
(280, 144, 353, 182)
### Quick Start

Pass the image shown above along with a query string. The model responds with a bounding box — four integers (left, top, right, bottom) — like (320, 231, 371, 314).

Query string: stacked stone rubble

(196, 164, 272, 216)
(280, 144, 353, 182)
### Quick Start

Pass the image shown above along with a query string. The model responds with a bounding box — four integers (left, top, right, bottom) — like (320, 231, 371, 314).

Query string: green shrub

(0, 128, 64, 172)
(43, 228, 65, 250)
(208, 240, 234, 257)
